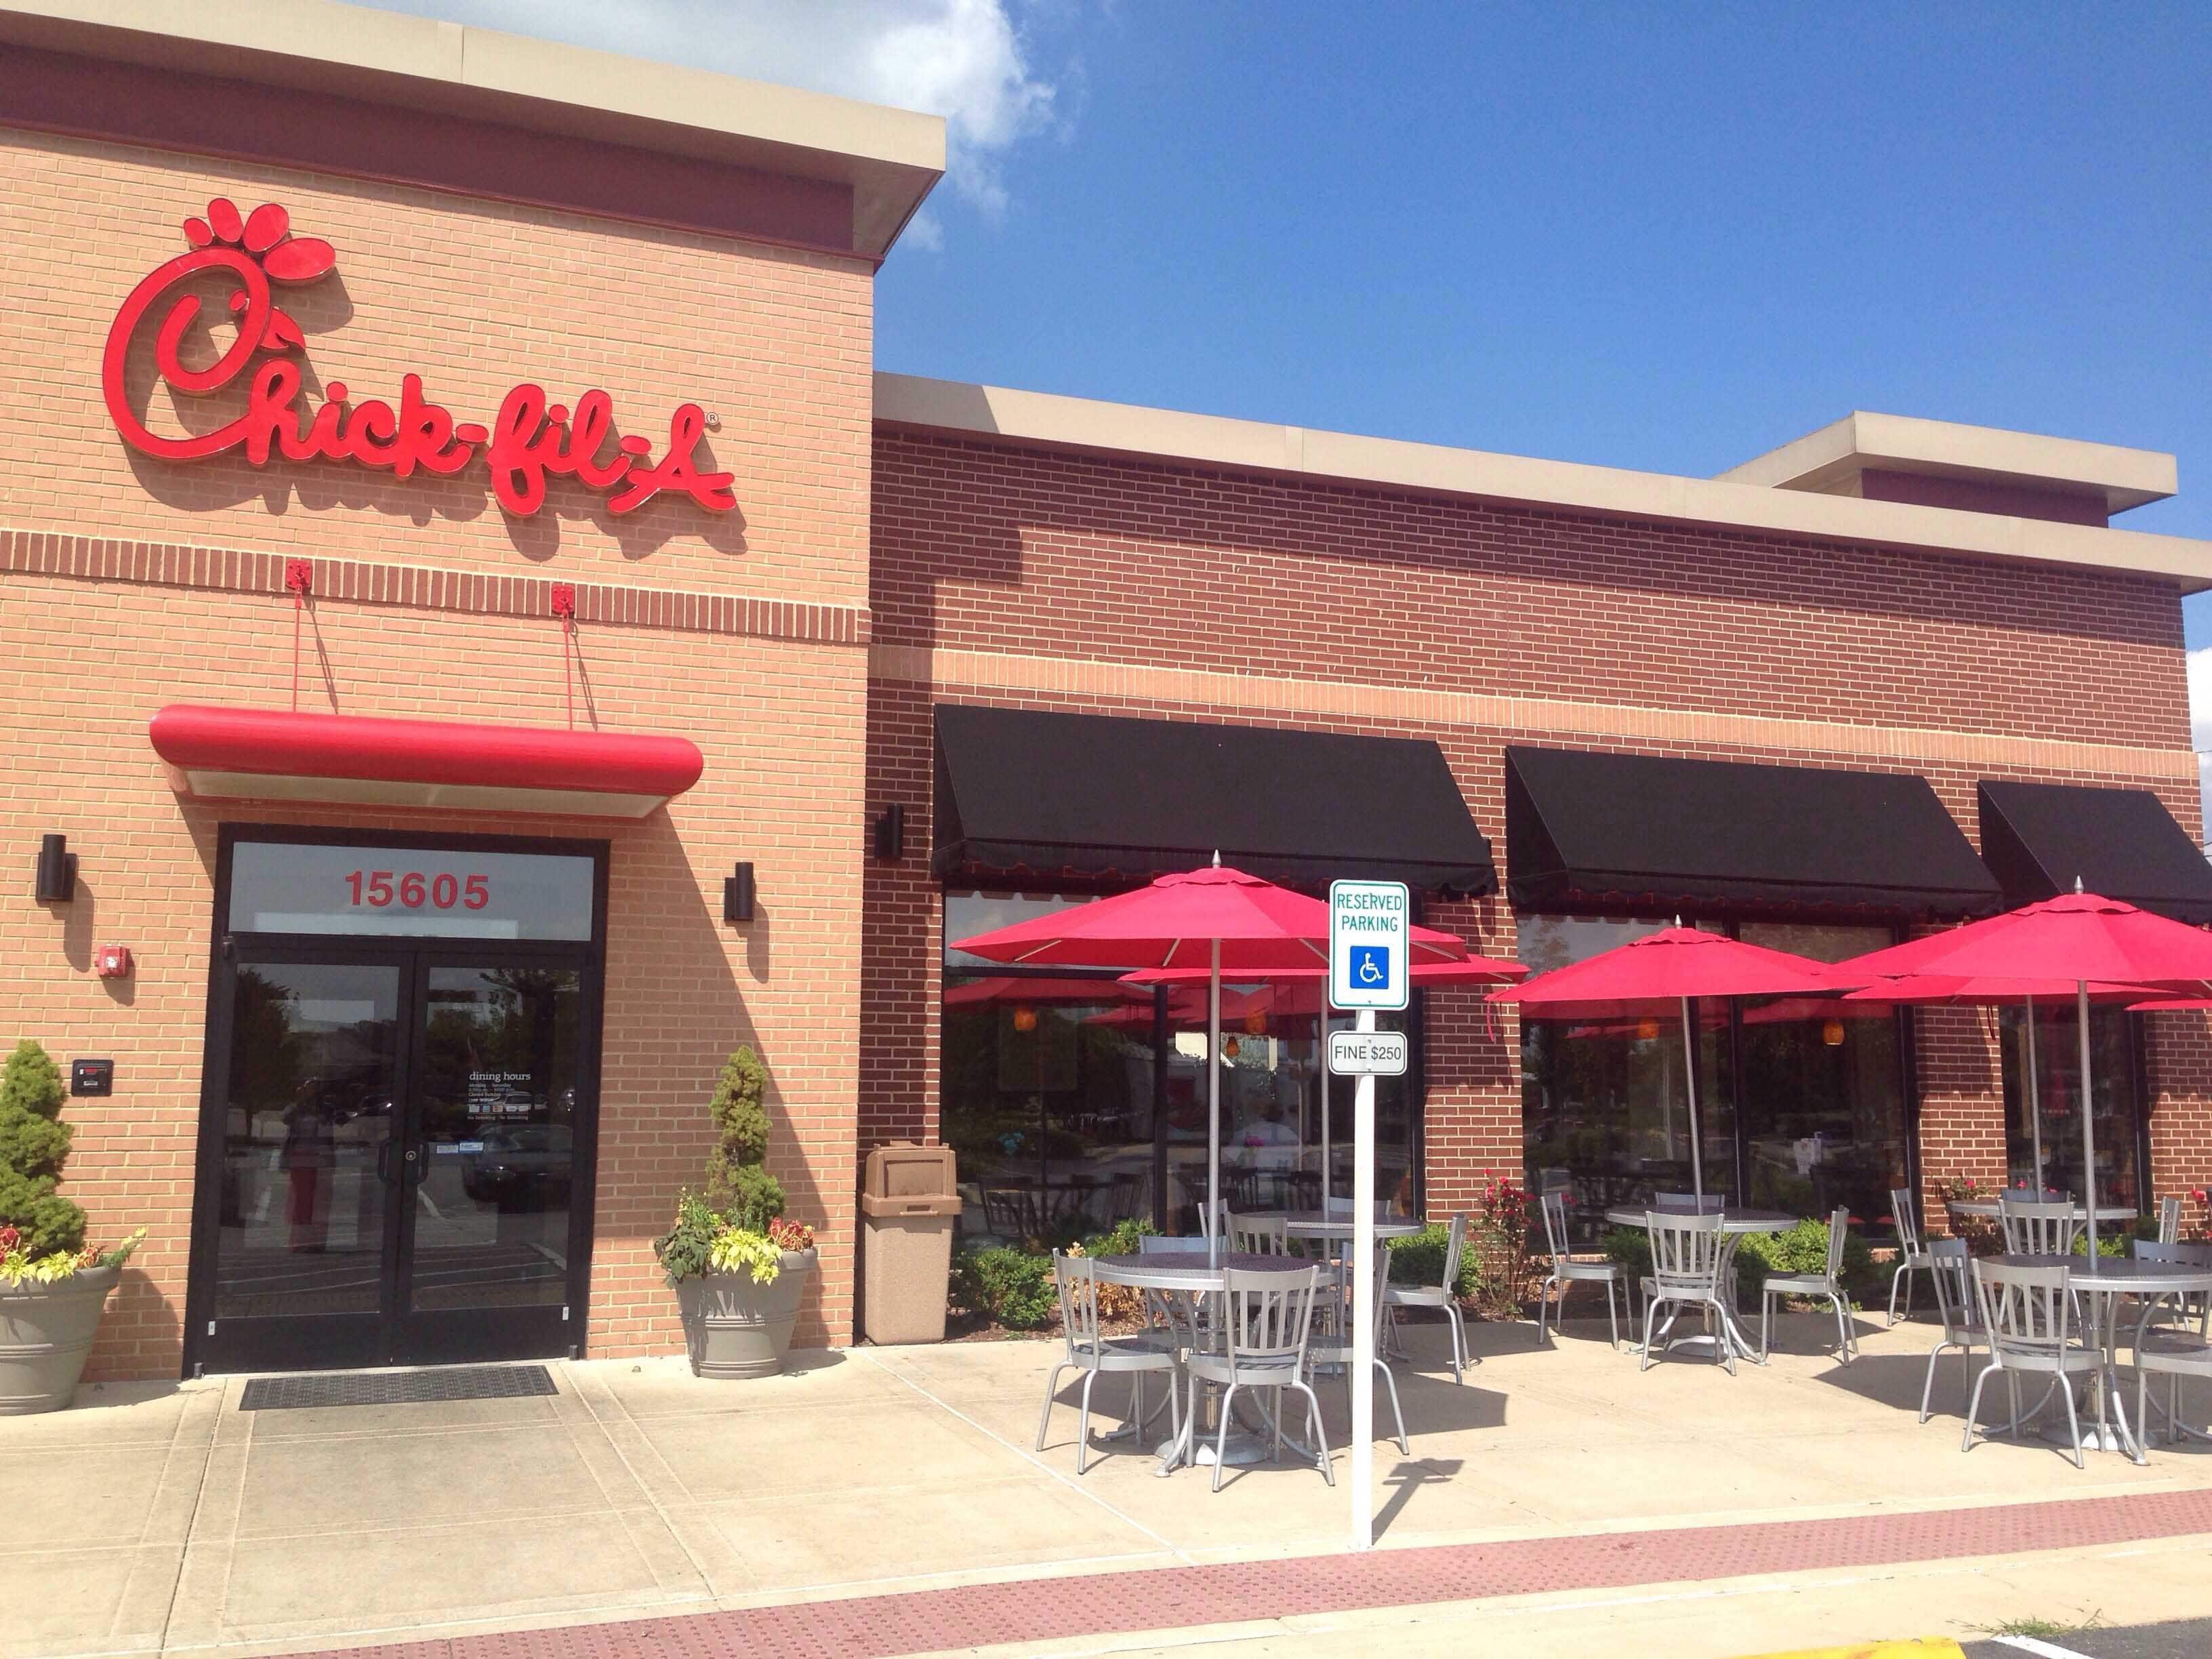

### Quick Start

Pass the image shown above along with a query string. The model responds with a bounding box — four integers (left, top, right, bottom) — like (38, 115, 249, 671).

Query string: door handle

(405, 1146, 428, 1185)
(377, 1141, 399, 1187)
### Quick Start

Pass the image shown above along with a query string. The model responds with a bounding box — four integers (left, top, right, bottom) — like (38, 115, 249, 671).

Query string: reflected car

(459, 1124, 573, 1210)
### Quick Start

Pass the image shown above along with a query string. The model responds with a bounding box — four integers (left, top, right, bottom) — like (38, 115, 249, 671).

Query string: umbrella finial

(1212, 849, 1221, 867)
(2074, 875, 2085, 893)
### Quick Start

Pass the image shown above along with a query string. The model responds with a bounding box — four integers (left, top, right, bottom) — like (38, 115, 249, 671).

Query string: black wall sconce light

(873, 803, 905, 861)
(35, 834, 76, 903)
(722, 861, 756, 924)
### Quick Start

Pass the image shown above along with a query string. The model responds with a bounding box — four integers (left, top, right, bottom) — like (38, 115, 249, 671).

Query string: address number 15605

(344, 869, 491, 911)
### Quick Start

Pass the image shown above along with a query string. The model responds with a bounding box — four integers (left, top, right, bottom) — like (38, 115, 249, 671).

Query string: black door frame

(185, 824, 609, 1377)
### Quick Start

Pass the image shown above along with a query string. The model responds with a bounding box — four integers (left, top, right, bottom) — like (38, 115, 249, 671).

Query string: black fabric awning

(1504, 745, 2003, 918)
(1978, 779, 2212, 924)
(932, 705, 1496, 893)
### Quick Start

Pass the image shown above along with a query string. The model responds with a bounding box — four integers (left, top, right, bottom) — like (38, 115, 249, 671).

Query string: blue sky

(394, 3, 2211, 643)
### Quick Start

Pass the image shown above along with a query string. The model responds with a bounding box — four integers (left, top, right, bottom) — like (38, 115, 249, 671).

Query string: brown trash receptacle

(860, 1141, 961, 1345)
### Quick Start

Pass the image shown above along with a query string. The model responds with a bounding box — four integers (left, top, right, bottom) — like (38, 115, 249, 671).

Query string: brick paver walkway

(295, 1487, 2212, 1659)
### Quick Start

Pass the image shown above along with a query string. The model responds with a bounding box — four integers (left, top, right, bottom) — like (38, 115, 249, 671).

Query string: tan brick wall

(0, 132, 876, 1377)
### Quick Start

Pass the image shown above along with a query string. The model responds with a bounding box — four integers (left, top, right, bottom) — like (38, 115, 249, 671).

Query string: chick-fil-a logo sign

(102, 198, 735, 518)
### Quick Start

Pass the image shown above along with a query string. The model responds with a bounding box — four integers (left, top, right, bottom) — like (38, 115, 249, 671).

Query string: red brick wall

(864, 428, 2211, 1221)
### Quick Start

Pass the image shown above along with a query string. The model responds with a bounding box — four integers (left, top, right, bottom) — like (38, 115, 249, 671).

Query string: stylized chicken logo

(102, 199, 337, 459)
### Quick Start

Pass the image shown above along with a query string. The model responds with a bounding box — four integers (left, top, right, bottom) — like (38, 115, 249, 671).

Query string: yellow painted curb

(1738, 1641, 1967, 1659)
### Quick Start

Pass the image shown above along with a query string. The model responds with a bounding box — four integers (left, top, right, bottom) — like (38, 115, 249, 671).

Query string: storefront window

(941, 893, 1418, 1241)
(1519, 917, 1735, 1241)
(2001, 1004, 2144, 1212)
(1736, 922, 1908, 1235)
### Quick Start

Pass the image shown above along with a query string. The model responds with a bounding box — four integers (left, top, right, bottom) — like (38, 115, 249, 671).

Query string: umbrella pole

(2078, 979, 2098, 1258)
(1681, 996, 1704, 1202)
(1320, 1026, 1332, 1212)
(2024, 995, 2045, 1195)
(1208, 939, 1222, 1267)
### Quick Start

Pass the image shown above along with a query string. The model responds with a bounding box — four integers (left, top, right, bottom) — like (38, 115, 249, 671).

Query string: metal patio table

(1986, 1252, 2212, 1461)
(1092, 1250, 1318, 1475)
(1605, 1206, 1795, 1364)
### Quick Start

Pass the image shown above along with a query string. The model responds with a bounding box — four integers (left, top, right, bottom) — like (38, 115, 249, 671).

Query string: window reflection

(1517, 916, 1734, 1242)
(1737, 923, 1906, 1233)
(2001, 1004, 2142, 1211)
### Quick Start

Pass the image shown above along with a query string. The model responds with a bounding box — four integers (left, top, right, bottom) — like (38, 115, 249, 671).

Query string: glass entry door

(192, 948, 594, 1374)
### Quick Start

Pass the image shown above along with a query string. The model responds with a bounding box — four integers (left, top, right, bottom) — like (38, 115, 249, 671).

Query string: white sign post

(1328, 878, 1408, 1555)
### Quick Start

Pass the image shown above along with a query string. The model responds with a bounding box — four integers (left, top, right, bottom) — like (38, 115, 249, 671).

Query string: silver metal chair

(1999, 1196, 2079, 1256)
(1305, 1243, 1407, 1455)
(1964, 1256, 2104, 1469)
(1640, 1210, 1736, 1374)
(1194, 1197, 1230, 1242)
(1036, 1250, 1181, 1473)
(2157, 1195, 2182, 1246)
(1887, 1187, 1932, 1326)
(1183, 1264, 1333, 1491)
(2134, 1329, 2212, 1465)
(1536, 1189, 1626, 1350)
(1760, 1207, 1857, 1365)
(1229, 1212, 1292, 1256)
(1919, 1237, 1985, 1422)
(1382, 1212, 1473, 1381)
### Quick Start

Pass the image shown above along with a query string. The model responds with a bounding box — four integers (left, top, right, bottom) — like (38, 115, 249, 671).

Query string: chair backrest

(1195, 1197, 1229, 1240)
(2159, 1195, 2182, 1246)
(1999, 1197, 2079, 1256)
(1220, 1265, 1319, 1369)
(1822, 1207, 1849, 1284)
(2177, 1240, 2212, 1269)
(982, 1185, 1042, 1240)
(1975, 1256, 2075, 1360)
(1889, 1187, 1923, 1255)
(1927, 1237, 1980, 1341)
(1655, 1191, 1725, 1214)
(1138, 1233, 1208, 1255)
(1540, 1189, 1572, 1265)
(2137, 1237, 2182, 1264)
(1645, 1210, 1728, 1294)
(1229, 1212, 1291, 1256)
(1050, 1250, 1101, 1355)
(1367, 1242, 1396, 1343)
(1324, 1197, 1391, 1220)
(1439, 1212, 1469, 1288)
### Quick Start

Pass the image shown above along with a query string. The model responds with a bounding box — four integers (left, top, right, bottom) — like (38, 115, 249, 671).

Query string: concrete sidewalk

(8, 1308, 2212, 1658)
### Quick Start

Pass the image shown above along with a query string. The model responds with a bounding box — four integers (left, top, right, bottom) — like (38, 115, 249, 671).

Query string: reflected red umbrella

(951, 861, 1471, 1261)
(1839, 890, 2212, 1250)
(1490, 927, 1851, 1200)
(942, 975, 1151, 1008)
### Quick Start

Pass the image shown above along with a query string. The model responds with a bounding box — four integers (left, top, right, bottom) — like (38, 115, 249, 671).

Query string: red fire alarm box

(94, 944, 132, 979)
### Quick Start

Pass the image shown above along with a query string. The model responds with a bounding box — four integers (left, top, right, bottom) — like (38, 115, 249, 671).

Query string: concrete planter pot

(674, 1249, 816, 1380)
(0, 1265, 120, 1415)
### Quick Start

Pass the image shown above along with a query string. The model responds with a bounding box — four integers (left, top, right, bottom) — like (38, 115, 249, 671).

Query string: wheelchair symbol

(1348, 945, 1392, 991)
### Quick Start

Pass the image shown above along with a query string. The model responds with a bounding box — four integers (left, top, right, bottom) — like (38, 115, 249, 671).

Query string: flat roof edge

(874, 374, 2212, 593)
(0, 0, 946, 259)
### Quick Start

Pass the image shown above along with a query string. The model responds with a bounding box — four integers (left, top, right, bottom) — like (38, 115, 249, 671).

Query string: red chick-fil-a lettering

(102, 197, 734, 520)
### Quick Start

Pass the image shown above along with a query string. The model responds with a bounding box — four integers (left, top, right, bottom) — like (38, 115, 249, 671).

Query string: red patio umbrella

(1837, 972, 2162, 1196)
(949, 861, 1472, 1261)
(1839, 890, 2212, 1253)
(1490, 927, 1851, 1201)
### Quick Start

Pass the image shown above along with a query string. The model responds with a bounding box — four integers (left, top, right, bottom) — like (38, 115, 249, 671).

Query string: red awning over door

(149, 704, 703, 818)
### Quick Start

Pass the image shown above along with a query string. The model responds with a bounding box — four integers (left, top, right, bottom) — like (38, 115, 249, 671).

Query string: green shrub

(954, 1245, 1058, 1330)
(1386, 1223, 1479, 1298)
(1732, 1218, 1880, 1305)
(2073, 1229, 2133, 1258)
(1082, 1215, 1155, 1258)
(703, 1047, 771, 1202)
(0, 1040, 83, 1259)
(1601, 1226, 1652, 1284)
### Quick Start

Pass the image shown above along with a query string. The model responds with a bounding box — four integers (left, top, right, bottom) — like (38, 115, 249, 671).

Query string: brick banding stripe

(0, 528, 869, 648)
(289, 1486, 2212, 1659)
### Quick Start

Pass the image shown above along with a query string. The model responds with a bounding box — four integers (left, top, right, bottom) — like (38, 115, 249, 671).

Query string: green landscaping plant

(1386, 1223, 1479, 1298)
(0, 1039, 144, 1287)
(653, 1046, 811, 1287)
(1732, 1217, 1879, 1305)
(954, 1244, 1058, 1329)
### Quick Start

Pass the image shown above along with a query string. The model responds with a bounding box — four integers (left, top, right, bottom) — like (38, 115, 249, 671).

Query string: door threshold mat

(239, 1363, 558, 1412)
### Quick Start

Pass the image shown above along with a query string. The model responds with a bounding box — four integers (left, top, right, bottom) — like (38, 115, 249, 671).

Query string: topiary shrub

(954, 1245, 1058, 1330)
(653, 1046, 808, 1286)
(0, 1040, 83, 1260)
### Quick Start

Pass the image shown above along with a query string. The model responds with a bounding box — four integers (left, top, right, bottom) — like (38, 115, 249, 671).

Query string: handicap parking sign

(1328, 879, 1410, 1010)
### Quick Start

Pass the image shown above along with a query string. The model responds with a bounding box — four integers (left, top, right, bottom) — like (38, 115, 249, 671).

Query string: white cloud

(385, 0, 1065, 227)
